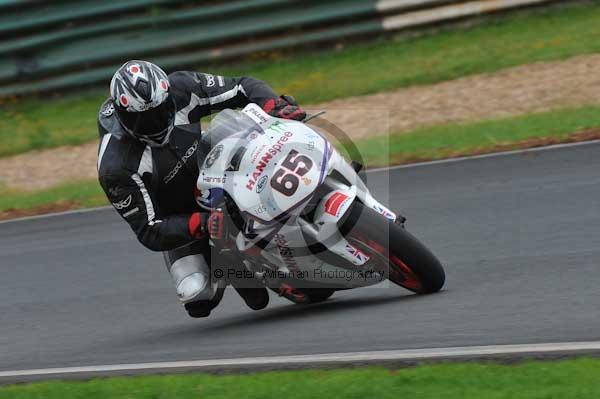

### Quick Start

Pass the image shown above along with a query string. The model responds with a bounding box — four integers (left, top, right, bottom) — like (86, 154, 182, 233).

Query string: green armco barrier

(0, 0, 555, 96)
(0, 0, 25, 10)
(0, 0, 289, 55)
(0, 0, 378, 83)
(0, 20, 381, 97)
(0, 0, 176, 35)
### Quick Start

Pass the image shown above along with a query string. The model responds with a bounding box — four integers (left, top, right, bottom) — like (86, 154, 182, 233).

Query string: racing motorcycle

(196, 104, 445, 303)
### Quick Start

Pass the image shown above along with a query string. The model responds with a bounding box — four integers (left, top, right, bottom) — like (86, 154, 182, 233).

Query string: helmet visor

(116, 96, 176, 144)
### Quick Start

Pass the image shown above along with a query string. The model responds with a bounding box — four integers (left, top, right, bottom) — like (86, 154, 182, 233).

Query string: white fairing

(197, 104, 398, 289)
(198, 104, 329, 223)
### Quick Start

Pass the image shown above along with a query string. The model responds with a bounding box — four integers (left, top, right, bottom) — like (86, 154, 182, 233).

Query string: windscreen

(199, 109, 265, 171)
(200, 109, 263, 149)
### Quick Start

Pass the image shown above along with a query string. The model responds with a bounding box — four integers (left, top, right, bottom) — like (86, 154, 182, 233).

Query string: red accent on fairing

(324, 192, 349, 216)
(120, 95, 129, 107)
(160, 80, 169, 90)
(129, 65, 140, 74)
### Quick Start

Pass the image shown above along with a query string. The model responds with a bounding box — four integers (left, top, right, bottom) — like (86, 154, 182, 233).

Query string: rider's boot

(224, 258, 269, 311)
(164, 243, 225, 318)
(232, 285, 269, 310)
(229, 270, 269, 310)
(184, 286, 224, 318)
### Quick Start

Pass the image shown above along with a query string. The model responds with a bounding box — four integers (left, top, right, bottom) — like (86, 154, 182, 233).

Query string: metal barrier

(0, 0, 555, 97)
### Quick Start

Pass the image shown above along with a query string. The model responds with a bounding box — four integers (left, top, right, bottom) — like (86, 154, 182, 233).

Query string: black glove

(261, 95, 306, 121)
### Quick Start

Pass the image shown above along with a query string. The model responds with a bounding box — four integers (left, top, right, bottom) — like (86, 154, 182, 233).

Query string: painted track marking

(2, 341, 600, 380)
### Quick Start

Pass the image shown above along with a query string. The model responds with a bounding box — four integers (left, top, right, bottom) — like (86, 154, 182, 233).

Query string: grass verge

(2, 359, 600, 399)
(355, 105, 600, 167)
(2, 1, 600, 156)
(0, 180, 106, 220)
(2, 105, 600, 220)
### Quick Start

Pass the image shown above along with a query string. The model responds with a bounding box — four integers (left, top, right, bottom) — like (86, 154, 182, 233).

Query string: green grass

(2, 359, 600, 399)
(2, 104, 600, 217)
(0, 92, 105, 157)
(2, 1, 600, 157)
(355, 105, 600, 167)
(0, 180, 106, 213)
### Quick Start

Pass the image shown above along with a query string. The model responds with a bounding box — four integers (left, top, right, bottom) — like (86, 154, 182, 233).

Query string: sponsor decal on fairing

(204, 144, 224, 169)
(373, 204, 396, 221)
(202, 175, 226, 184)
(273, 233, 301, 273)
(256, 175, 268, 193)
(344, 243, 370, 263)
(249, 144, 267, 164)
(243, 104, 270, 124)
(245, 131, 294, 190)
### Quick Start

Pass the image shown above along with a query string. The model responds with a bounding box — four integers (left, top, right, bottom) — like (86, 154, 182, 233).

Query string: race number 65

(270, 150, 313, 196)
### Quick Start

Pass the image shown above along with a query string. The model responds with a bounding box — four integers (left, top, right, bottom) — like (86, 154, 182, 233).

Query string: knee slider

(169, 255, 212, 304)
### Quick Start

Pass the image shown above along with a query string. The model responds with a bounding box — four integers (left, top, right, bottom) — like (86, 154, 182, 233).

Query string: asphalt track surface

(1, 142, 600, 373)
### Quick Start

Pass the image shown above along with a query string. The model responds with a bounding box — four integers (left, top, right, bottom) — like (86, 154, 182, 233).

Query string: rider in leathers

(97, 60, 305, 317)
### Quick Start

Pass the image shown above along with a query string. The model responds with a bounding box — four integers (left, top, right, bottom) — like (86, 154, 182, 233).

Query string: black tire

(304, 288, 335, 303)
(342, 202, 445, 294)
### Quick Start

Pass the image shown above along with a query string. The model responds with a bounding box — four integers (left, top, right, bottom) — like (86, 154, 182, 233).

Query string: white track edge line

(2, 139, 600, 225)
(0, 206, 112, 225)
(2, 341, 600, 378)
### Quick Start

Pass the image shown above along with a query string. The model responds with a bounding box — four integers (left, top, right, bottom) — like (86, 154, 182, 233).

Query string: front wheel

(342, 202, 445, 294)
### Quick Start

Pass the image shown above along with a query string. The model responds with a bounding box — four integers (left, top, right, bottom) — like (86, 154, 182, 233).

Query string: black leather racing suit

(97, 71, 280, 251)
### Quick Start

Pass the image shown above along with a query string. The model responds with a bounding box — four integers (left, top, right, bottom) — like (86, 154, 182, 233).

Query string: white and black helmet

(110, 60, 176, 146)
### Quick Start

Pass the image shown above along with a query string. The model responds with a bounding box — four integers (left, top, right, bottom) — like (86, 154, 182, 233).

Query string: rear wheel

(342, 202, 445, 294)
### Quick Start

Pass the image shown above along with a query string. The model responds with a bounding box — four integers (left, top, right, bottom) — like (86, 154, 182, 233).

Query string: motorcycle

(196, 104, 445, 303)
